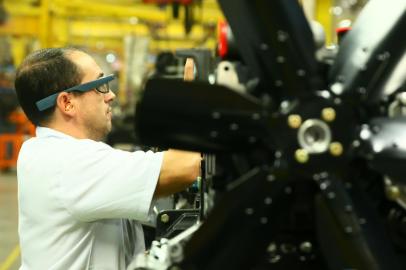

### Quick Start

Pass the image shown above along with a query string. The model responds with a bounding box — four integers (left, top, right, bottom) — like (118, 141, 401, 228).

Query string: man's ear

(56, 92, 75, 116)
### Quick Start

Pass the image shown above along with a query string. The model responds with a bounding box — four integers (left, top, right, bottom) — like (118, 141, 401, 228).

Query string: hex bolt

(386, 185, 400, 201)
(299, 242, 312, 253)
(327, 192, 336, 199)
(267, 174, 275, 182)
(260, 217, 268, 224)
(245, 208, 254, 215)
(160, 213, 170, 223)
(321, 107, 336, 122)
(267, 242, 277, 253)
(295, 149, 309, 163)
(287, 114, 302, 129)
(329, 142, 343, 156)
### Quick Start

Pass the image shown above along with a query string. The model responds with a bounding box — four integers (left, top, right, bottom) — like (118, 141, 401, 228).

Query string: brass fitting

(295, 149, 309, 163)
(287, 114, 302, 129)
(329, 142, 343, 156)
(321, 107, 336, 122)
(160, 213, 170, 223)
(386, 185, 400, 201)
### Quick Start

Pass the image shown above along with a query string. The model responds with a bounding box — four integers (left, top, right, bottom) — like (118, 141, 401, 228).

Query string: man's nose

(106, 90, 116, 101)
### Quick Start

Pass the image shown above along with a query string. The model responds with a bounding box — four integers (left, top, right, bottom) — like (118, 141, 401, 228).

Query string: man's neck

(45, 122, 88, 140)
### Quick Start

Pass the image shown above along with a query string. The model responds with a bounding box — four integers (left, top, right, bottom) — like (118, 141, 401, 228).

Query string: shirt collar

(36, 126, 75, 139)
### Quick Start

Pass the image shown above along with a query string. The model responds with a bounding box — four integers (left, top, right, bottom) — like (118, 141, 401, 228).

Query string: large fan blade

(217, 0, 323, 99)
(181, 167, 283, 270)
(361, 117, 406, 183)
(329, 0, 406, 104)
(135, 79, 269, 152)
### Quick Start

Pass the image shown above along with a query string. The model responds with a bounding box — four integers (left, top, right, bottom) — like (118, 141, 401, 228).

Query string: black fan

(134, 0, 406, 269)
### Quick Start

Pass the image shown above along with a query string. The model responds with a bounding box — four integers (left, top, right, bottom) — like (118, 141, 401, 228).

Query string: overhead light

(106, 53, 116, 63)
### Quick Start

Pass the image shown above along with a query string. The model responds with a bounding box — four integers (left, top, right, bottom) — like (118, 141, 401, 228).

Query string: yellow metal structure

(0, 0, 224, 104)
(1, 0, 343, 67)
(0, 0, 223, 50)
(315, 0, 333, 45)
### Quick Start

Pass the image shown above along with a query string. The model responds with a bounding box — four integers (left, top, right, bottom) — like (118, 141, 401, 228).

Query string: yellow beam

(1, 0, 223, 40)
(0, 16, 39, 35)
(0, 2, 40, 36)
(64, 34, 217, 54)
(66, 20, 150, 39)
(315, 0, 333, 45)
(149, 38, 217, 52)
(40, 0, 51, 47)
(54, 18, 213, 43)
(3, 2, 41, 16)
(10, 37, 29, 67)
(199, 0, 225, 23)
(50, 0, 168, 22)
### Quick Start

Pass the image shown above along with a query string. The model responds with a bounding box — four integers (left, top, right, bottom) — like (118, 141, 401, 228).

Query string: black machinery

(131, 0, 406, 269)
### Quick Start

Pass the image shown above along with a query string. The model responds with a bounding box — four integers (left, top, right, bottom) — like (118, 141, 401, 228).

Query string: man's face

(68, 51, 116, 141)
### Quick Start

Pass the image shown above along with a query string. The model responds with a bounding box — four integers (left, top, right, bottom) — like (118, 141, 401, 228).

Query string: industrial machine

(131, 0, 406, 269)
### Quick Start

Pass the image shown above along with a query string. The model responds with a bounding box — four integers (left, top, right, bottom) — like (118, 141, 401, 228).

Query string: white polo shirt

(17, 127, 163, 270)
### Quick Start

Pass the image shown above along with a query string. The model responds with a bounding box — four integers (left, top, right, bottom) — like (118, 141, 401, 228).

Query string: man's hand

(184, 58, 195, 81)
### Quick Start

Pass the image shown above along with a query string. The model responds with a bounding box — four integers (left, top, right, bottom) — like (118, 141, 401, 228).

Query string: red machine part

(217, 20, 229, 58)
(336, 26, 352, 43)
(336, 26, 352, 35)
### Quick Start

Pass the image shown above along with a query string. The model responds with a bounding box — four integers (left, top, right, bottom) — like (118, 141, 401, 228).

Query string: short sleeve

(56, 140, 163, 222)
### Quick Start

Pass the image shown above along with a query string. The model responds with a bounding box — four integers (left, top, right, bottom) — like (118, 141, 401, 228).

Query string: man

(14, 47, 201, 269)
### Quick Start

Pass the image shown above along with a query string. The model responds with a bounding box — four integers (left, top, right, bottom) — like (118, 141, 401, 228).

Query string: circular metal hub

(297, 119, 332, 154)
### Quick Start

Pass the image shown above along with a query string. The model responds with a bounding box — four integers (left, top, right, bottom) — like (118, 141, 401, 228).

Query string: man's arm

(154, 149, 201, 198)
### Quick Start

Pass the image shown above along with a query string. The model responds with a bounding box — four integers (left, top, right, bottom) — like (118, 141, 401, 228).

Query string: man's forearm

(154, 149, 201, 198)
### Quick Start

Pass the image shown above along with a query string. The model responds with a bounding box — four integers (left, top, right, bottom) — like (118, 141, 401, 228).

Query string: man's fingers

(184, 58, 195, 81)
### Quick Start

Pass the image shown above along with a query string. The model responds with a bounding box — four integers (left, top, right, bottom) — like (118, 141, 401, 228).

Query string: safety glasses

(36, 74, 116, 111)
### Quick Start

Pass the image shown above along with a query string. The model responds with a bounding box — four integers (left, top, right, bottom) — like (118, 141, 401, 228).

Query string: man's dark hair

(14, 47, 83, 126)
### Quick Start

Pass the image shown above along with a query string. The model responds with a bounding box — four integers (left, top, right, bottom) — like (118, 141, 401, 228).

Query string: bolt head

(160, 213, 170, 223)
(288, 114, 302, 129)
(321, 107, 336, 122)
(300, 242, 312, 253)
(329, 142, 343, 156)
(295, 149, 309, 163)
(386, 185, 400, 201)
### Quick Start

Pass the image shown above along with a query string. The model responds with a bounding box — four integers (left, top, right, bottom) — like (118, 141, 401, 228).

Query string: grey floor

(0, 170, 20, 270)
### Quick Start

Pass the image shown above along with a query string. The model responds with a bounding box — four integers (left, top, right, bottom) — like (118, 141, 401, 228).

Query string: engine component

(133, 0, 406, 269)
